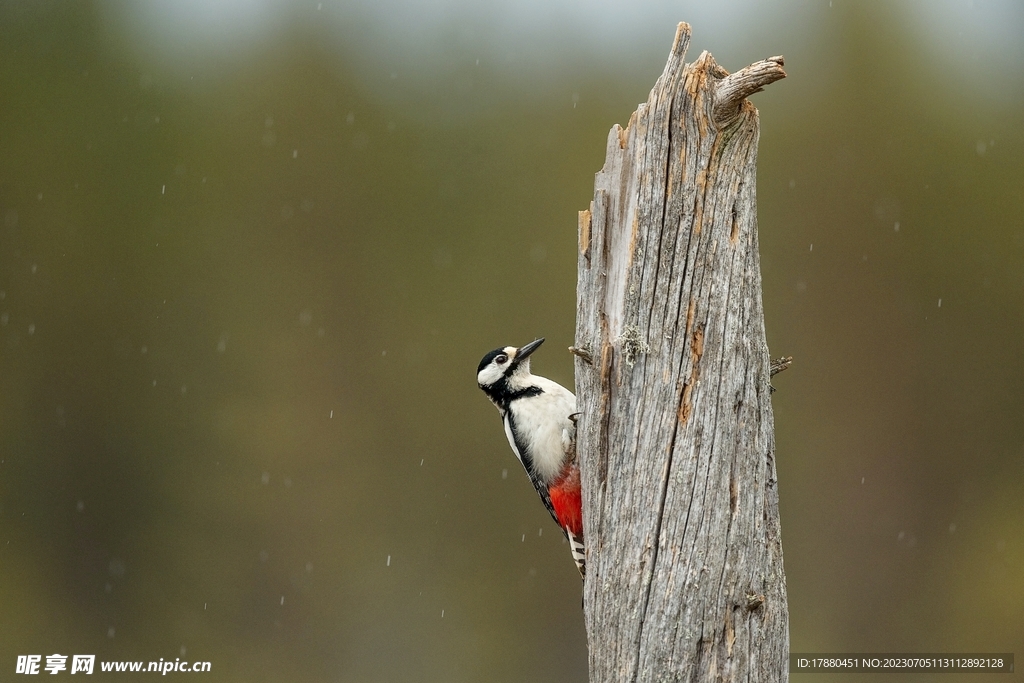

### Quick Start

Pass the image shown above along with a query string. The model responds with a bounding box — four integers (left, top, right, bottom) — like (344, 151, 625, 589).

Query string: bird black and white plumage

(477, 338, 585, 578)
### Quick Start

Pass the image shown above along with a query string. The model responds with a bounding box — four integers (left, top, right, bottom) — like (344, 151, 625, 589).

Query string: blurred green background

(1, 1, 1022, 681)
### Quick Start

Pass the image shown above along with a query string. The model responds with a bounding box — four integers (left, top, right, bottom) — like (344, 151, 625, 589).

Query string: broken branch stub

(574, 22, 789, 683)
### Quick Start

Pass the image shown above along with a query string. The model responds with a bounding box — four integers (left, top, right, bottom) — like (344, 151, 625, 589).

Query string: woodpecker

(477, 338, 584, 578)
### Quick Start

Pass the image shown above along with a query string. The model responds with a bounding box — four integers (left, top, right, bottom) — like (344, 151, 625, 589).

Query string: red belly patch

(548, 466, 582, 537)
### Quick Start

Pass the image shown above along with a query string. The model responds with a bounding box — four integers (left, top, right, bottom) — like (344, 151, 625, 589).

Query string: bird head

(476, 338, 544, 394)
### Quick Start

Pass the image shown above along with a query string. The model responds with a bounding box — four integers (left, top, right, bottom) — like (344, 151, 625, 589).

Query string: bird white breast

(507, 375, 576, 485)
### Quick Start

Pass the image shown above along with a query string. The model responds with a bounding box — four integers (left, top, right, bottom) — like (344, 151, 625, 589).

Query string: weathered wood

(573, 22, 788, 682)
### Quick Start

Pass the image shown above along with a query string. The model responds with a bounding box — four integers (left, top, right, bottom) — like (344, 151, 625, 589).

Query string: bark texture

(573, 23, 788, 683)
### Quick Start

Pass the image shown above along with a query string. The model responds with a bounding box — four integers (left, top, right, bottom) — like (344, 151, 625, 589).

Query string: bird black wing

(502, 412, 561, 528)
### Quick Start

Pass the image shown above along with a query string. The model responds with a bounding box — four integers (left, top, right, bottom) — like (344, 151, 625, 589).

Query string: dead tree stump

(572, 22, 789, 682)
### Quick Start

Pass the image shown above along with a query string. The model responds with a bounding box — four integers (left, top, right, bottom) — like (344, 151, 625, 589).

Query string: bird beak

(515, 338, 545, 363)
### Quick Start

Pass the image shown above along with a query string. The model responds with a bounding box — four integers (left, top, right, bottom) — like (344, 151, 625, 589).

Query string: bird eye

(495, 354, 508, 364)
